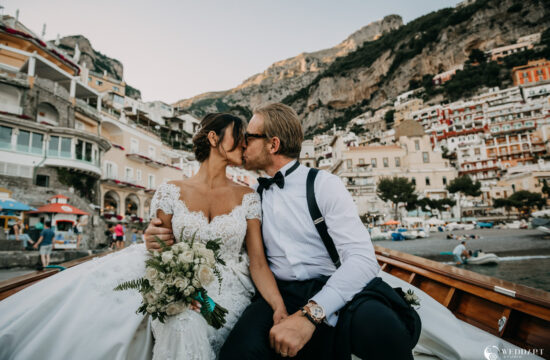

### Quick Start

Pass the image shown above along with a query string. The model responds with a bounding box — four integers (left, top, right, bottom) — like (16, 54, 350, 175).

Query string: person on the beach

(33, 221, 55, 268)
(453, 240, 469, 265)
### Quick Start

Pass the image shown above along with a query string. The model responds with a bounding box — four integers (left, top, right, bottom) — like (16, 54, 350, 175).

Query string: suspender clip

(313, 217, 324, 225)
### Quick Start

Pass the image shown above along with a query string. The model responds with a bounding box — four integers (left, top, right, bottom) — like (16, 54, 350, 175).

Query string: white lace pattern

(149, 182, 261, 359)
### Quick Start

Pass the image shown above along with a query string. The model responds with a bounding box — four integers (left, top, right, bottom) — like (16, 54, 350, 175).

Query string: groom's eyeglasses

(244, 132, 267, 146)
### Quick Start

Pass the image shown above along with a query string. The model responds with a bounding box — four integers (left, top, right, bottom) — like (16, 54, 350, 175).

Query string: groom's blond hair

(254, 103, 303, 159)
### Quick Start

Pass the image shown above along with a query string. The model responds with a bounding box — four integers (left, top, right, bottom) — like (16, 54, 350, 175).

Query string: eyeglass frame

(244, 132, 268, 145)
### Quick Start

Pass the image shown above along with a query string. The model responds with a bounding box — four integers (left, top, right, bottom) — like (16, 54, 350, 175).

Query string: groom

(145, 103, 417, 359)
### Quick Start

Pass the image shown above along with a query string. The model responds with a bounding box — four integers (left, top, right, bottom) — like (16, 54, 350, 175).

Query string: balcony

(101, 175, 149, 191)
(126, 152, 168, 169)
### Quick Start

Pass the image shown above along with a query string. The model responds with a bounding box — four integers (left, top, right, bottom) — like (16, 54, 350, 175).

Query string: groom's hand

(145, 218, 175, 251)
(269, 311, 315, 357)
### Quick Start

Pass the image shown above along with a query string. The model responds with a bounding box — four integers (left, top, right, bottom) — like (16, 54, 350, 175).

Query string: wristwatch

(300, 301, 326, 326)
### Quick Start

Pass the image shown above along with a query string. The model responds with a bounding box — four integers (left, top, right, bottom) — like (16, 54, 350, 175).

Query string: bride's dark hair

(192, 113, 246, 162)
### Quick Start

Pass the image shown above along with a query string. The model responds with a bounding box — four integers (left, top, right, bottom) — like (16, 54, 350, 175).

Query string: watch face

(310, 305, 325, 319)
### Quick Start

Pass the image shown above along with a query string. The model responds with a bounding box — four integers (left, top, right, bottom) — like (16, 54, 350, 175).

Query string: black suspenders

(256, 166, 341, 269)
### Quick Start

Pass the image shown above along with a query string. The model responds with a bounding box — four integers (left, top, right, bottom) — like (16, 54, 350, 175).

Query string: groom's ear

(269, 136, 281, 154)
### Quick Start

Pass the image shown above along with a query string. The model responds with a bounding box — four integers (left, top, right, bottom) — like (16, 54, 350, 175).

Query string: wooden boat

(1, 247, 549, 358)
(375, 246, 549, 359)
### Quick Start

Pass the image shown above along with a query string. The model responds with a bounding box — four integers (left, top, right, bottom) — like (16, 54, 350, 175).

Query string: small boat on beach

(465, 252, 500, 265)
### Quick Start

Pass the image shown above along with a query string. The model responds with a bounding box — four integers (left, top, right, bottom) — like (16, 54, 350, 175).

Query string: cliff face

(51, 35, 142, 99)
(174, 15, 403, 116)
(174, 0, 550, 133)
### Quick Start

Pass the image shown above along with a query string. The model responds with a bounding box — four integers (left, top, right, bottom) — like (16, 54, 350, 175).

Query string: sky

(2, 0, 458, 103)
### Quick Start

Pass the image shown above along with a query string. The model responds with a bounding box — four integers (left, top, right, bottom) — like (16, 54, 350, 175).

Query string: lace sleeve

(149, 182, 181, 218)
(243, 192, 262, 222)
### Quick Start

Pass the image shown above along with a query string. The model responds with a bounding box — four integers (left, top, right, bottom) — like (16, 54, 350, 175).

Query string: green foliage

(468, 49, 487, 64)
(377, 177, 418, 218)
(114, 278, 148, 291)
(55, 168, 97, 202)
(125, 84, 142, 100)
(507, 3, 523, 13)
(508, 190, 545, 218)
(416, 197, 456, 212)
(542, 179, 550, 198)
(446, 176, 482, 197)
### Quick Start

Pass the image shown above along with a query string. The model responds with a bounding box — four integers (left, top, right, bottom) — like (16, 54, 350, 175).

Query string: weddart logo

(484, 345, 544, 359)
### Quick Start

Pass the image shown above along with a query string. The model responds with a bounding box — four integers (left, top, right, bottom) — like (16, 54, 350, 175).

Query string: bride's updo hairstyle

(192, 113, 245, 162)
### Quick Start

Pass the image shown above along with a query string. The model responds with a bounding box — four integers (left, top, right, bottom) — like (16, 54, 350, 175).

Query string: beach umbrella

(383, 220, 400, 225)
(0, 199, 36, 212)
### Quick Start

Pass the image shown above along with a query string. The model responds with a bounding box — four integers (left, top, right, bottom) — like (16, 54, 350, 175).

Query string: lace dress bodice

(148, 182, 262, 359)
(149, 182, 261, 263)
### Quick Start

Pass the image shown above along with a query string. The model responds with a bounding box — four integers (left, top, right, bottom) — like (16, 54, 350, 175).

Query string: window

(60, 137, 71, 158)
(474, 148, 480, 155)
(358, 158, 364, 165)
(113, 86, 120, 92)
(96, 80, 103, 86)
(105, 162, 117, 179)
(371, 158, 377, 168)
(113, 94, 124, 105)
(85, 142, 92, 162)
(422, 152, 429, 163)
(425, 177, 430, 186)
(346, 159, 352, 169)
(148, 174, 155, 189)
(383, 157, 389, 167)
(136, 169, 142, 182)
(16, 130, 30, 152)
(130, 138, 139, 153)
(76, 139, 84, 160)
(125, 167, 133, 181)
(0, 126, 12, 149)
(48, 136, 60, 157)
(36, 175, 49, 187)
(30, 133, 43, 155)
(414, 140, 420, 151)
(88, 77, 92, 82)
(148, 146, 156, 160)
(443, 176, 447, 185)
(75, 121, 85, 130)
(395, 157, 401, 167)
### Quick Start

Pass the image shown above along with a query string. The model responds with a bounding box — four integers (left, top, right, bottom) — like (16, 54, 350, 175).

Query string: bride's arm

(246, 218, 288, 324)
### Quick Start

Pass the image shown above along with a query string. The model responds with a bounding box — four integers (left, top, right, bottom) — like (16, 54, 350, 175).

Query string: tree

(542, 179, 550, 199)
(446, 176, 482, 221)
(468, 49, 486, 65)
(508, 191, 545, 219)
(377, 177, 417, 220)
(493, 198, 514, 219)
(415, 197, 456, 218)
(384, 110, 395, 127)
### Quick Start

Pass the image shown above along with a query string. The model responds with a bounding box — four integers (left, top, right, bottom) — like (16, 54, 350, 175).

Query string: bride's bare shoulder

(229, 182, 255, 198)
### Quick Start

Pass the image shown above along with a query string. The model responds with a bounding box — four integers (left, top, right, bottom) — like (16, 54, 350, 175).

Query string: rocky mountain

(174, 15, 403, 118)
(51, 35, 142, 99)
(174, 0, 550, 135)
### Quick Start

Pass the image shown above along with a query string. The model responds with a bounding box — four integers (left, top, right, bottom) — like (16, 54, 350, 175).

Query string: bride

(0, 113, 288, 360)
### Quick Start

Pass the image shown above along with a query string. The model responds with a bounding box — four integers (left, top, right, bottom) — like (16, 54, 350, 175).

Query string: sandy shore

(373, 228, 550, 260)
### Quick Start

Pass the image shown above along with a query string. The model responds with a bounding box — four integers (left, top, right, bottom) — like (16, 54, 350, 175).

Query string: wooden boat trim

(0, 250, 112, 301)
(374, 246, 550, 358)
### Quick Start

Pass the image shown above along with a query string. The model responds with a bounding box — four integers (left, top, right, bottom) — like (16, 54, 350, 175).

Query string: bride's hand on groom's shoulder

(144, 218, 175, 251)
(272, 305, 289, 325)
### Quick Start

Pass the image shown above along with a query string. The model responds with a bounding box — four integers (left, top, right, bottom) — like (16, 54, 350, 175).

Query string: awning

(0, 199, 36, 212)
(28, 203, 89, 215)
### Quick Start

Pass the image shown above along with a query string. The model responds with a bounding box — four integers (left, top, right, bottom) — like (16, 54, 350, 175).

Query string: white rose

(174, 277, 189, 290)
(183, 288, 191, 297)
(193, 258, 200, 264)
(144, 292, 156, 304)
(197, 265, 215, 285)
(144, 267, 158, 282)
(146, 305, 156, 313)
(192, 278, 201, 288)
(153, 281, 164, 294)
(161, 251, 173, 264)
(192, 242, 206, 251)
(164, 276, 176, 286)
(185, 272, 193, 279)
(166, 302, 186, 316)
(199, 249, 216, 265)
(179, 250, 194, 264)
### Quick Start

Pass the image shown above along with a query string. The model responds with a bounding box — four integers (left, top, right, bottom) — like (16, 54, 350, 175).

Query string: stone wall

(0, 174, 108, 249)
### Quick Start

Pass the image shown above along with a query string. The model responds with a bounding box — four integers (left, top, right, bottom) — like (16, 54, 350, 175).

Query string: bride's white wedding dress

(0, 182, 261, 360)
(0, 182, 541, 360)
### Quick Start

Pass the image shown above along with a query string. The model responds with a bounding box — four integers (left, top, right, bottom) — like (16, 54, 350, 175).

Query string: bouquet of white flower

(114, 231, 228, 329)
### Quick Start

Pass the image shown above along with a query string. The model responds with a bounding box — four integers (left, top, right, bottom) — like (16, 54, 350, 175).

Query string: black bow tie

(257, 161, 300, 191)
(257, 171, 285, 190)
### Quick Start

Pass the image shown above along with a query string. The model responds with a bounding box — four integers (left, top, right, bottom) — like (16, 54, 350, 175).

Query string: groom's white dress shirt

(259, 160, 380, 326)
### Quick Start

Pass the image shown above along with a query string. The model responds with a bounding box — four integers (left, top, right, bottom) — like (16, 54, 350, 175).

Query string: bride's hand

(190, 300, 202, 312)
(273, 305, 289, 325)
